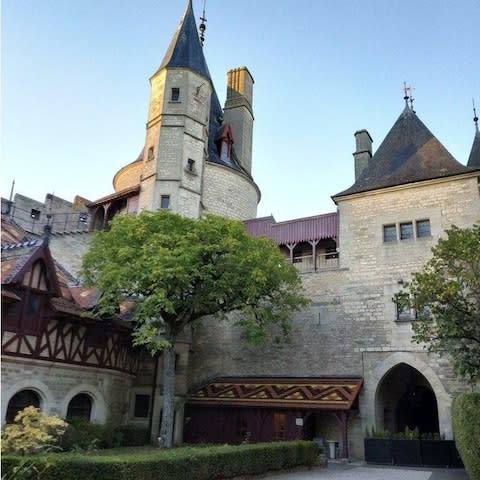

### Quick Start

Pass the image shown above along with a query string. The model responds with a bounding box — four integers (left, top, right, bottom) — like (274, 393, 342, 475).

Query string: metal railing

(290, 251, 339, 273)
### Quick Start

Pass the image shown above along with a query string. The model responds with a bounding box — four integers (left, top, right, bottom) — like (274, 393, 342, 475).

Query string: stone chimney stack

(223, 67, 254, 174)
(353, 129, 373, 180)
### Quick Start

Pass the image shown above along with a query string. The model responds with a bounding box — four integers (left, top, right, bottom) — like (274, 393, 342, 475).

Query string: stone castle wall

(1, 357, 134, 425)
(203, 163, 259, 220)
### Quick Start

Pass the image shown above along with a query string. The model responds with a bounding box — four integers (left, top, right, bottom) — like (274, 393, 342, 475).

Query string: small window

(416, 219, 431, 238)
(187, 158, 195, 172)
(147, 146, 154, 161)
(31, 209, 41, 220)
(160, 195, 170, 209)
(134, 394, 150, 418)
(394, 292, 415, 321)
(400, 222, 413, 240)
(383, 224, 397, 242)
(171, 88, 180, 102)
(79, 212, 88, 224)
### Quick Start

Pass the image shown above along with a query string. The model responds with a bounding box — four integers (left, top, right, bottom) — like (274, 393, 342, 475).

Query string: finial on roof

(199, 0, 207, 46)
(473, 99, 479, 132)
(409, 86, 416, 114)
(402, 81, 412, 109)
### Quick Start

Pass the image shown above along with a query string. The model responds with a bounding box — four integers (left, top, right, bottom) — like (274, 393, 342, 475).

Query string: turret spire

(467, 98, 480, 167)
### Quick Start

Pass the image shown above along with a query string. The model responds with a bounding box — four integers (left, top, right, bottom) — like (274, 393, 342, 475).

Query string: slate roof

(335, 106, 477, 198)
(1, 217, 30, 246)
(155, 0, 243, 174)
(156, 0, 210, 81)
(467, 126, 480, 168)
(1, 240, 43, 283)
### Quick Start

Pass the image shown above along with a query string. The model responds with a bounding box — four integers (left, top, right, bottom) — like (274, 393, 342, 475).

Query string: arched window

(66, 394, 92, 421)
(6, 389, 41, 424)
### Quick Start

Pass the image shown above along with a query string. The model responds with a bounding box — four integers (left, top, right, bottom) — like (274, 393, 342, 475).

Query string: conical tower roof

(155, 0, 210, 81)
(335, 106, 475, 198)
(467, 124, 480, 168)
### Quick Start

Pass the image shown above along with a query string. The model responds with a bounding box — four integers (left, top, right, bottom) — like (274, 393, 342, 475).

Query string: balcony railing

(290, 251, 339, 273)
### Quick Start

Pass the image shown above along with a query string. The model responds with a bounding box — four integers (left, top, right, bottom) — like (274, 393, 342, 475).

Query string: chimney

(353, 129, 373, 180)
(223, 67, 254, 173)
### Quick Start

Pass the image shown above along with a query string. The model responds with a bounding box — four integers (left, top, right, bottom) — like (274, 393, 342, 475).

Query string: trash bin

(326, 439, 337, 459)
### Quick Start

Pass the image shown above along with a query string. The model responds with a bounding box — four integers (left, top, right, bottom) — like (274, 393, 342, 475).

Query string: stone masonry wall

(189, 175, 479, 457)
(1, 357, 134, 425)
(203, 163, 259, 220)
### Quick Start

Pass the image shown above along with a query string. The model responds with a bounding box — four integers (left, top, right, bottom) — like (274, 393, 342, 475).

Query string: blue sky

(2, 0, 479, 221)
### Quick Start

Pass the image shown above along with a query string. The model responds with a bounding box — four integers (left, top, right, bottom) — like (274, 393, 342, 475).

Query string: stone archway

(361, 352, 453, 439)
(377, 363, 439, 435)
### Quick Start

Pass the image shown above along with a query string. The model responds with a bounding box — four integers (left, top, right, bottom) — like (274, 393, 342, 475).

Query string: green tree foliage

(81, 211, 310, 447)
(452, 393, 480, 480)
(407, 223, 480, 383)
(1, 406, 68, 454)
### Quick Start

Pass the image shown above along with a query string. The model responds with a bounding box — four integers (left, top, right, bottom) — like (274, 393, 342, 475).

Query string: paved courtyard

(253, 462, 470, 480)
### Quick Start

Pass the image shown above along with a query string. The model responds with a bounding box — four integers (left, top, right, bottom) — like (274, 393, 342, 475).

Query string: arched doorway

(6, 389, 41, 424)
(376, 363, 439, 435)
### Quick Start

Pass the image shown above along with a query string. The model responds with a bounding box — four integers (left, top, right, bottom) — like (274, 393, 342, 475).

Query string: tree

(407, 223, 480, 383)
(81, 211, 309, 448)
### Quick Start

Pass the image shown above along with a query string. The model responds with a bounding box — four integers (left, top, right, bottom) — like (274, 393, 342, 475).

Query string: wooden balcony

(290, 251, 340, 273)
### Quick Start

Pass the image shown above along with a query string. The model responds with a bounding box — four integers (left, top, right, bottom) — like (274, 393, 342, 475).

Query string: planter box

(364, 438, 392, 465)
(421, 439, 450, 467)
(392, 439, 421, 466)
(365, 438, 464, 468)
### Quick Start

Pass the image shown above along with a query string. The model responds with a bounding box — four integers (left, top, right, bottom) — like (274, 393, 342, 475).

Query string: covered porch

(183, 377, 362, 459)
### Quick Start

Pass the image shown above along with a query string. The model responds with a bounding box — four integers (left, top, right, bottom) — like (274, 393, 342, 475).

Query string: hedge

(452, 392, 480, 480)
(1, 440, 318, 480)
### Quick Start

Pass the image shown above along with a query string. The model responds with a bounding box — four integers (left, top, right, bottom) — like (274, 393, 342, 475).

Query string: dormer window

(171, 88, 180, 102)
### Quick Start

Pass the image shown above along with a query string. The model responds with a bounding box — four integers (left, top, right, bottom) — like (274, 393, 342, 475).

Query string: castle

(2, 0, 479, 460)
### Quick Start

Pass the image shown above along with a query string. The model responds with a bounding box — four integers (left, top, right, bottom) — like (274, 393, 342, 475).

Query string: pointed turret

(467, 105, 480, 168)
(155, 0, 210, 81)
(334, 105, 473, 198)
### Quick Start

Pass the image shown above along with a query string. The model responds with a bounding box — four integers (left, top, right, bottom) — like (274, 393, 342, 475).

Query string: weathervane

(473, 99, 479, 132)
(402, 82, 412, 108)
(199, 0, 207, 46)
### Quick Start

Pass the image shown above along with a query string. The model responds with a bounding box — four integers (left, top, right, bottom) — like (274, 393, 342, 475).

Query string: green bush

(61, 419, 149, 451)
(452, 393, 480, 480)
(1, 441, 318, 480)
(1, 406, 68, 455)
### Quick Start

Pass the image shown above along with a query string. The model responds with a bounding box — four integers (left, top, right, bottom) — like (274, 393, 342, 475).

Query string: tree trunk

(159, 326, 176, 448)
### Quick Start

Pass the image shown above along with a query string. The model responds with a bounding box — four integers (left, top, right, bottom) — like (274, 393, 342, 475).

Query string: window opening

(160, 195, 170, 209)
(400, 222, 413, 240)
(147, 146, 154, 161)
(30, 209, 41, 220)
(383, 224, 397, 242)
(67, 393, 92, 421)
(134, 394, 150, 418)
(416, 219, 431, 238)
(171, 88, 180, 102)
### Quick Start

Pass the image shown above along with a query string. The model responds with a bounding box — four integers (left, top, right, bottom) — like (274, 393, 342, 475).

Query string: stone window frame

(383, 218, 431, 243)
